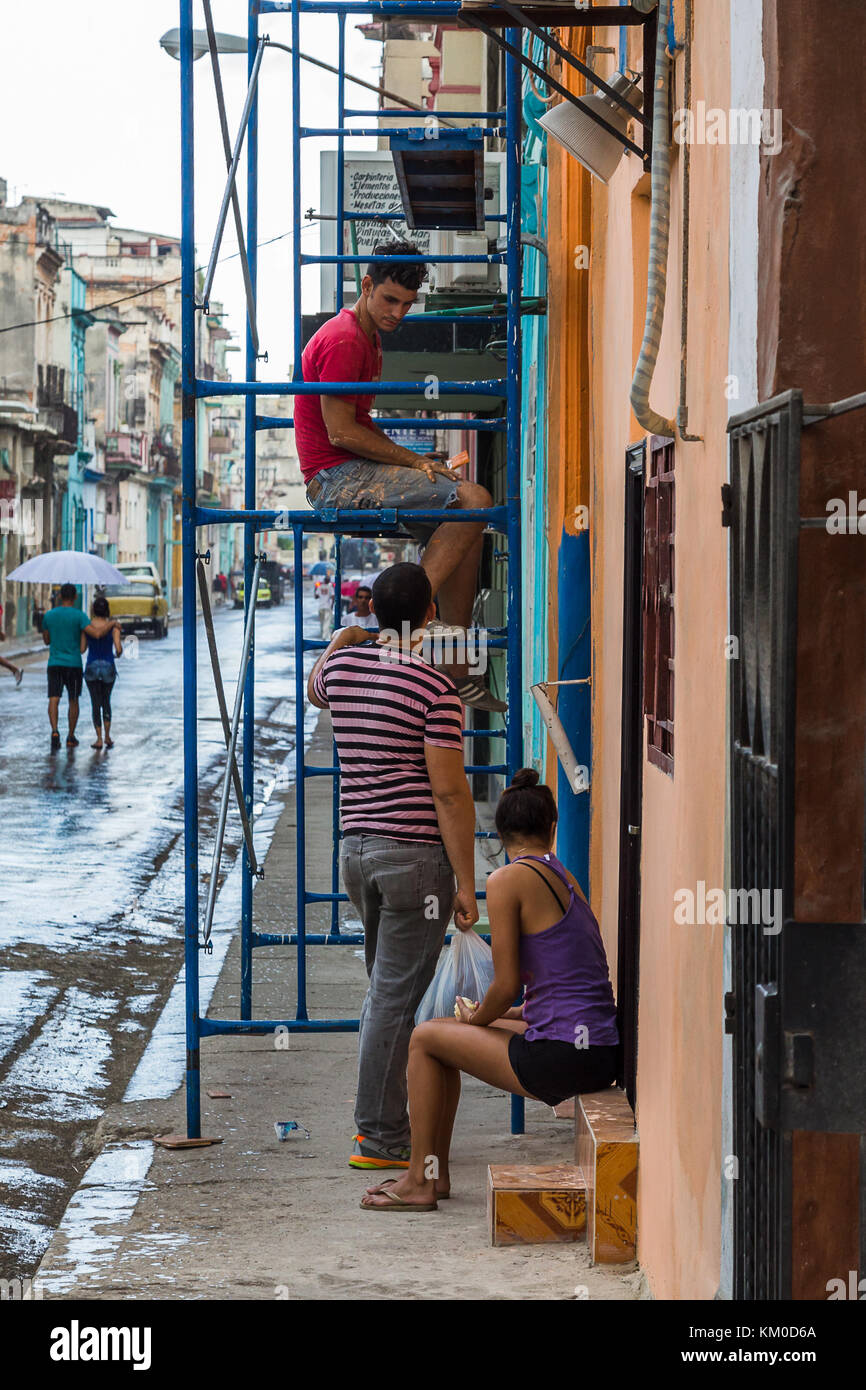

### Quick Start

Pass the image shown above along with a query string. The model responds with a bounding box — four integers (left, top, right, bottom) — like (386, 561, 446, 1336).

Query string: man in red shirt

(295, 241, 504, 712)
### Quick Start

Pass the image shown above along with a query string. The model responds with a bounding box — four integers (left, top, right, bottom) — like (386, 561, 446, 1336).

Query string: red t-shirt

(294, 308, 383, 483)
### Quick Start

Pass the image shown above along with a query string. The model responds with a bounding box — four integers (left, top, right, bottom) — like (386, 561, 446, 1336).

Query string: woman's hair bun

(508, 767, 540, 791)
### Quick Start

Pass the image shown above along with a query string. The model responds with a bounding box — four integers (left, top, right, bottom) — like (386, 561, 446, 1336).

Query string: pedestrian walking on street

(41, 583, 115, 751)
(82, 595, 123, 750)
(316, 574, 334, 638)
(341, 583, 377, 631)
(0, 603, 23, 685)
(308, 562, 479, 1171)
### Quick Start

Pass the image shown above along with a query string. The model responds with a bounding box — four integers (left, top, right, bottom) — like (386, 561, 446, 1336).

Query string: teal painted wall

(520, 34, 550, 774)
(62, 269, 90, 552)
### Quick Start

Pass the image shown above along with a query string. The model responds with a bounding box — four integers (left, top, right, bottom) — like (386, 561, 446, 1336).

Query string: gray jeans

(341, 833, 455, 1147)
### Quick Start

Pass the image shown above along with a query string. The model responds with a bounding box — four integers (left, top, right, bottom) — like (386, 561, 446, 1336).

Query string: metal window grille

(642, 436, 675, 774)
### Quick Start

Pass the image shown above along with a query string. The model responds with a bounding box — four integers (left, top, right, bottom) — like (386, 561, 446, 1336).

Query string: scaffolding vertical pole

(505, 27, 525, 1136)
(330, 532, 342, 937)
(294, 521, 310, 1018)
(292, 0, 303, 378)
(240, 1, 260, 1021)
(180, 0, 201, 1139)
(335, 12, 346, 313)
(330, 14, 345, 936)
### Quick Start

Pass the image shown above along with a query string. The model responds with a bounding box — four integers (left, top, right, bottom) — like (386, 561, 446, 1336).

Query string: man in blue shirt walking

(42, 583, 115, 751)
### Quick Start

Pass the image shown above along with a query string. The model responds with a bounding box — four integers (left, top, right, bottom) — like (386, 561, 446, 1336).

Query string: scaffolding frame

(179, 0, 524, 1138)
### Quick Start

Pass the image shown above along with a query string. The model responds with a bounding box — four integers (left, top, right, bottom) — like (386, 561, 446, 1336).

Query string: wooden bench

(575, 1087, 638, 1264)
(486, 1087, 637, 1258)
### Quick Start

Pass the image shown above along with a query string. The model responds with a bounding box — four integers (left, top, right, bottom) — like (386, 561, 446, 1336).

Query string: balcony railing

(46, 403, 79, 448)
(105, 432, 144, 474)
(208, 430, 233, 454)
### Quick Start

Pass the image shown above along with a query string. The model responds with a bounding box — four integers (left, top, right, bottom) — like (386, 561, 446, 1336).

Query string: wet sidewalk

(35, 716, 644, 1302)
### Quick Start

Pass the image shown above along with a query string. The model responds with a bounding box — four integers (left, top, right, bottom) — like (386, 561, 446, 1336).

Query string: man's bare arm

(306, 624, 370, 708)
(425, 742, 479, 930)
(320, 396, 457, 483)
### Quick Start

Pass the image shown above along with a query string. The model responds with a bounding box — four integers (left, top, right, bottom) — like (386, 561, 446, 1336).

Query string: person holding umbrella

(42, 583, 119, 751)
(5, 548, 128, 751)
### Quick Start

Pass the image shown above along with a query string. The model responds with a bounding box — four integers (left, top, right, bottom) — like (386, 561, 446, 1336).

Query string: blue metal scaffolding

(179, 0, 525, 1137)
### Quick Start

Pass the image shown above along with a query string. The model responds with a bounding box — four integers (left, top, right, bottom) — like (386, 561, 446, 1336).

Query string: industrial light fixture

(538, 73, 643, 184)
(159, 28, 247, 61)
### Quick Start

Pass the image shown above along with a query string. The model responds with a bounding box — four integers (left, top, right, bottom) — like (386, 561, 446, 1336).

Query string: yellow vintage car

(233, 578, 272, 609)
(103, 579, 170, 638)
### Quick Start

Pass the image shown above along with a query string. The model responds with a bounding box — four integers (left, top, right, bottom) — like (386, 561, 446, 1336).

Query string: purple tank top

(514, 853, 619, 1048)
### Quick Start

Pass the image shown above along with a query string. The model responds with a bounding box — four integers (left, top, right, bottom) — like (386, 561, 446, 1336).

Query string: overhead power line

(0, 224, 316, 337)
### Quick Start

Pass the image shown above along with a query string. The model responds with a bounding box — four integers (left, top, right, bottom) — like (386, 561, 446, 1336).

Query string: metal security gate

(725, 391, 801, 1300)
(726, 387, 866, 1298)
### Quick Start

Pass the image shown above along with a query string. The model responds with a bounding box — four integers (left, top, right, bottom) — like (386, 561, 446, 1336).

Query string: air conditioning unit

(429, 231, 500, 295)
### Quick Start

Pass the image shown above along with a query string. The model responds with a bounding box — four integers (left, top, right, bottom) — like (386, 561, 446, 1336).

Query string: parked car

(114, 562, 171, 623)
(116, 561, 162, 586)
(102, 579, 170, 638)
(233, 577, 272, 609)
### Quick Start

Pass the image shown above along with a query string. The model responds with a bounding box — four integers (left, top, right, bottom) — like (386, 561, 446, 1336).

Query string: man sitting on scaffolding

(295, 240, 505, 713)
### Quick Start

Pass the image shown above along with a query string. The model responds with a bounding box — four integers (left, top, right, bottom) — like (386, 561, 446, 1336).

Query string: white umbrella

(6, 550, 126, 586)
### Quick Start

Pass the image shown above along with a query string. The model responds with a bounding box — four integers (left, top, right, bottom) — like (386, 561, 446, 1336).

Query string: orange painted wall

(546, 11, 732, 1297)
(544, 32, 590, 803)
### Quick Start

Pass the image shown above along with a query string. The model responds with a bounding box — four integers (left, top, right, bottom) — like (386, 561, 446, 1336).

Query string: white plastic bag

(415, 929, 496, 1024)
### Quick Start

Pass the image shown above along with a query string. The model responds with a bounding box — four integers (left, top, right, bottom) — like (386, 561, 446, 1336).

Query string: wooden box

(487, 1163, 587, 1246)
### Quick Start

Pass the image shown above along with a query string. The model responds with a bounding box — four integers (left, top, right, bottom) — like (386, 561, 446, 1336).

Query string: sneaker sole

(348, 1155, 410, 1170)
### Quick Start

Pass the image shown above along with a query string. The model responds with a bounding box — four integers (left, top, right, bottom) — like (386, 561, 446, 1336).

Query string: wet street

(0, 594, 315, 1279)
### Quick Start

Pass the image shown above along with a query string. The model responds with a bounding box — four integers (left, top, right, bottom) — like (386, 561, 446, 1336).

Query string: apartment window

(642, 437, 675, 774)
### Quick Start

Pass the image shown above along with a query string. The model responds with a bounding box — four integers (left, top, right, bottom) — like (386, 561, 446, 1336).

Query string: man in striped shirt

(308, 562, 479, 1171)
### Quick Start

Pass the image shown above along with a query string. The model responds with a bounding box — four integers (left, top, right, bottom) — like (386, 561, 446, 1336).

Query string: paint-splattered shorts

(306, 458, 459, 547)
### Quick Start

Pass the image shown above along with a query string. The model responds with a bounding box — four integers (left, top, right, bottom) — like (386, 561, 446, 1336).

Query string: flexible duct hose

(629, 0, 677, 438)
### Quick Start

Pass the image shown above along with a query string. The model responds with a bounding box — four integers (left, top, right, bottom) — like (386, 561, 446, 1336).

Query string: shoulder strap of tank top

(512, 852, 574, 891)
(512, 859, 570, 914)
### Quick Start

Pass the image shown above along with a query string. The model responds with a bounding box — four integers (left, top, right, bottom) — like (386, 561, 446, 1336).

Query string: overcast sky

(0, 0, 381, 375)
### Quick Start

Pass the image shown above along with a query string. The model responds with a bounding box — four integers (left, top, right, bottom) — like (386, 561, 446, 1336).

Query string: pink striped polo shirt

(312, 641, 464, 842)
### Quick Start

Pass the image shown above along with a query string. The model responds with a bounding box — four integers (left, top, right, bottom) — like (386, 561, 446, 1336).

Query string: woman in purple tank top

(361, 767, 618, 1212)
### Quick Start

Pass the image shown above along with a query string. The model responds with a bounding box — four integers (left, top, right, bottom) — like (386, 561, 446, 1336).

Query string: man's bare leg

(420, 480, 490, 682)
(0, 655, 22, 681)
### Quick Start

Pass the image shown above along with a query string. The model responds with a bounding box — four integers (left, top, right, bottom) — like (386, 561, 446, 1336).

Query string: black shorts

(47, 666, 83, 700)
(507, 1035, 618, 1108)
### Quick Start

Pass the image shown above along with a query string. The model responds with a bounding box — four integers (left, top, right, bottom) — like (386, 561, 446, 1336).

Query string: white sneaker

(455, 677, 507, 713)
